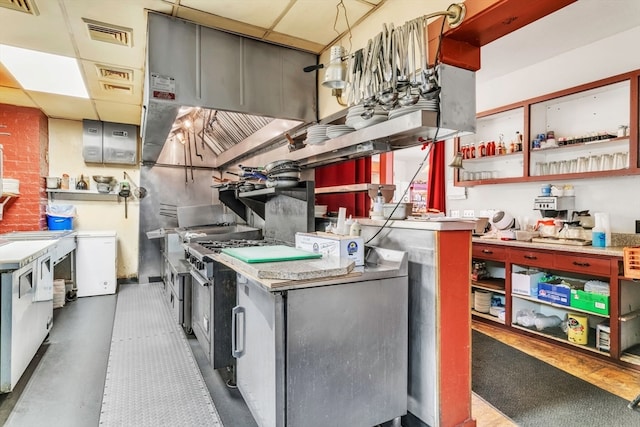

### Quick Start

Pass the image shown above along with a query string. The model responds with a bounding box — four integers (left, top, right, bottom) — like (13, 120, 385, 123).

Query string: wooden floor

(471, 320, 640, 426)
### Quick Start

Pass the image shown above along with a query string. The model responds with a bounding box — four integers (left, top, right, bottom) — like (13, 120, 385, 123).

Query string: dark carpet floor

(472, 330, 640, 427)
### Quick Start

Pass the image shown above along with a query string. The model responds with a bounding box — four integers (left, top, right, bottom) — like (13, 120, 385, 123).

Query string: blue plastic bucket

(47, 215, 73, 230)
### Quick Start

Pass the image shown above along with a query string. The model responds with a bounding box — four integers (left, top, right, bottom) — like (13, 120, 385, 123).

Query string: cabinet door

(234, 276, 283, 427)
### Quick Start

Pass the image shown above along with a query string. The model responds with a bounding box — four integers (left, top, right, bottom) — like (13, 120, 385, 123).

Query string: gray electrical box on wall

(82, 119, 138, 165)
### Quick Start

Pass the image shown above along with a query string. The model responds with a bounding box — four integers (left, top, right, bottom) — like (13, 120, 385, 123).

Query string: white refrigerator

(76, 230, 117, 297)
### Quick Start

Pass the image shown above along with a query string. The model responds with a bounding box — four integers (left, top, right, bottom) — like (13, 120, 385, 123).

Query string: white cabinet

(76, 231, 117, 297)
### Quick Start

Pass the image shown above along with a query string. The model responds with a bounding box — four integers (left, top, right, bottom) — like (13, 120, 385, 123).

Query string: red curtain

(427, 142, 446, 213)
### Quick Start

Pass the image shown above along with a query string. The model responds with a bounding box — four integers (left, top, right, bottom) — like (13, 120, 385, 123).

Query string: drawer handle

(481, 249, 493, 254)
(524, 255, 537, 260)
(573, 261, 591, 267)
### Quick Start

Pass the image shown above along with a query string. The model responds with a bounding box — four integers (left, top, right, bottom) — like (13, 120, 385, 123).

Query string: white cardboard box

(511, 270, 545, 297)
(295, 232, 364, 266)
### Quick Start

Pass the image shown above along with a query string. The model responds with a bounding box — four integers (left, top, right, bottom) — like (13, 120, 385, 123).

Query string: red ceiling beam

(427, 0, 577, 71)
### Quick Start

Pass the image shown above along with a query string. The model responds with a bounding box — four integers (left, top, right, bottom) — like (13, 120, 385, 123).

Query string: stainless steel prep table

(216, 247, 409, 427)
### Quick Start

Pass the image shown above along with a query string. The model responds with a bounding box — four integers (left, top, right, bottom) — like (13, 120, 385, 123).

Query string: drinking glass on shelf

(600, 154, 613, 171)
(534, 162, 548, 176)
(549, 161, 559, 175)
(613, 152, 628, 169)
(569, 158, 578, 173)
(558, 160, 569, 174)
(577, 157, 588, 173)
(588, 155, 601, 172)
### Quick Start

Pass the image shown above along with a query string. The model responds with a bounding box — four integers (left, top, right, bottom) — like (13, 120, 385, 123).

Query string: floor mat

(99, 283, 222, 426)
(472, 330, 640, 427)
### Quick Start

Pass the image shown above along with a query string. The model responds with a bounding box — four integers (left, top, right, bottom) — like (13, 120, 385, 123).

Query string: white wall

(446, 21, 640, 233)
(48, 119, 140, 278)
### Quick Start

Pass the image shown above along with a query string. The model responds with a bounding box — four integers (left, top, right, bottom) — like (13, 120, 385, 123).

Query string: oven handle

(232, 305, 245, 358)
(190, 269, 209, 287)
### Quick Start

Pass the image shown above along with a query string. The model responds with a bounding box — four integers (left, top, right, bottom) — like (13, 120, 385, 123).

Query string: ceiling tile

(94, 100, 141, 125)
(28, 91, 96, 120)
(275, 0, 375, 46)
(179, 0, 292, 29)
(0, 0, 75, 56)
(0, 86, 37, 107)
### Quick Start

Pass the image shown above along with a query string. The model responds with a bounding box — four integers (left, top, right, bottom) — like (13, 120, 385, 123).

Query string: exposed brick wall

(0, 104, 49, 232)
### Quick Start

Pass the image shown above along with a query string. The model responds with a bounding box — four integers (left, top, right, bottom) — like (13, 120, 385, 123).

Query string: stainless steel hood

(237, 64, 476, 170)
(142, 13, 476, 172)
(141, 12, 317, 165)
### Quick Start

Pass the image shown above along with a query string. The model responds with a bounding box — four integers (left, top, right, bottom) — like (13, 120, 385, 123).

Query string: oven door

(190, 268, 211, 363)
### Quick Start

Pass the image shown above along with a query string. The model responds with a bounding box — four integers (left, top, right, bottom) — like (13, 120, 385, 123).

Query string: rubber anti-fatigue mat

(99, 283, 222, 426)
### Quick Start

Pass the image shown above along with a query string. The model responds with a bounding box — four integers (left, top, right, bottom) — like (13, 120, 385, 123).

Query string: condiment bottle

(469, 144, 476, 159)
(478, 141, 486, 157)
(350, 220, 361, 236)
(490, 140, 497, 156)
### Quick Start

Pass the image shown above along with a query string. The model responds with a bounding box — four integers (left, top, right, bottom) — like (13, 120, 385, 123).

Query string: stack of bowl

(264, 160, 300, 188)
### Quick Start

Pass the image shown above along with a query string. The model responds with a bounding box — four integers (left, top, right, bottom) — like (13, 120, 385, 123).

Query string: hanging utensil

(118, 181, 131, 219)
(123, 171, 148, 199)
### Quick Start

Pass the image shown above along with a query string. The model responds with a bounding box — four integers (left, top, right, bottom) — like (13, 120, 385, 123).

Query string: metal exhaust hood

(230, 64, 477, 170)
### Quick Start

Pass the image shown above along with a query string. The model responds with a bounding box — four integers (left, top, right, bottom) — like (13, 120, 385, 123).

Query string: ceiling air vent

(95, 64, 133, 82)
(82, 18, 132, 47)
(100, 82, 133, 94)
(0, 0, 39, 15)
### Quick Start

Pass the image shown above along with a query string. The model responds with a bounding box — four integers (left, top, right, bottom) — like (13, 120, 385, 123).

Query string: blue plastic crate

(47, 215, 73, 230)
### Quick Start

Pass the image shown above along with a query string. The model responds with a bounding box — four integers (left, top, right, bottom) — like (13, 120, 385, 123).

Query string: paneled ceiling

(0, 0, 385, 126)
(1, 0, 638, 131)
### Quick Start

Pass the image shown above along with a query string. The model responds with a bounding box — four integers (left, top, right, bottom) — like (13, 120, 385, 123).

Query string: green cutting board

(221, 245, 322, 263)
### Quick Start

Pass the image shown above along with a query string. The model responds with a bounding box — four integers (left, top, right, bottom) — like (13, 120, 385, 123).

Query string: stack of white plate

(326, 124, 355, 139)
(388, 98, 439, 120)
(345, 105, 388, 130)
(474, 291, 492, 314)
(2, 178, 20, 194)
(304, 124, 330, 145)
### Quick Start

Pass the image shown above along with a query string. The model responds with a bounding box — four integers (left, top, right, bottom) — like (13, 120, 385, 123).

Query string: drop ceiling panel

(79, 59, 142, 104)
(0, 86, 37, 107)
(275, 0, 376, 46)
(179, 0, 292, 30)
(94, 99, 141, 125)
(63, 1, 154, 69)
(0, 0, 76, 56)
(28, 91, 96, 120)
(0, 63, 20, 88)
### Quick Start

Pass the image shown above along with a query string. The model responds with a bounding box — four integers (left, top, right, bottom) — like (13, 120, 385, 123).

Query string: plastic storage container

(46, 204, 76, 230)
(47, 215, 73, 230)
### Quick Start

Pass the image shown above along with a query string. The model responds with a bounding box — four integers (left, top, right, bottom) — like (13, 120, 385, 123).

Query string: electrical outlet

(636, 220, 640, 234)
(463, 209, 475, 218)
(450, 210, 460, 218)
